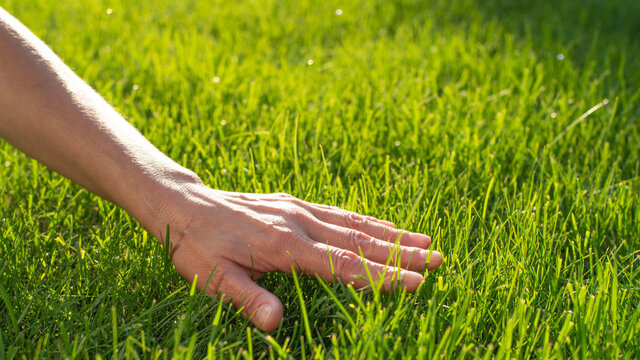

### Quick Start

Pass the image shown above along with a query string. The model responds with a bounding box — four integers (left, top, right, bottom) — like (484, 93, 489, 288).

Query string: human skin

(0, 8, 443, 332)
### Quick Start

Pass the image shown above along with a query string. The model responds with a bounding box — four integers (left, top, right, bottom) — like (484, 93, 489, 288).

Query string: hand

(158, 183, 443, 331)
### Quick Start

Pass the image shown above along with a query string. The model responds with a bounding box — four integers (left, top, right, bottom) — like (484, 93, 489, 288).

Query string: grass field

(1, 0, 639, 358)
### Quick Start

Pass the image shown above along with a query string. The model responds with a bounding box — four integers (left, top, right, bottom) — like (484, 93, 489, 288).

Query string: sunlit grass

(0, 0, 639, 358)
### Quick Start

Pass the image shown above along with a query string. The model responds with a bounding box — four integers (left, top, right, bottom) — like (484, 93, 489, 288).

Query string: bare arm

(0, 8, 442, 331)
(0, 7, 196, 232)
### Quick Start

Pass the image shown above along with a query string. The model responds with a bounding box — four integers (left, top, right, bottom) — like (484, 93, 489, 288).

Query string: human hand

(154, 183, 443, 332)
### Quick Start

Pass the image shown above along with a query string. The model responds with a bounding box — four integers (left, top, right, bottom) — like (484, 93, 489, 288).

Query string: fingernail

(426, 251, 443, 270)
(402, 271, 424, 291)
(414, 233, 431, 247)
(256, 304, 272, 325)
(423, 235, 432, 247)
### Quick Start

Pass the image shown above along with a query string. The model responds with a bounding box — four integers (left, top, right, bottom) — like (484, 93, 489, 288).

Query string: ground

(0, 0, 639, 358)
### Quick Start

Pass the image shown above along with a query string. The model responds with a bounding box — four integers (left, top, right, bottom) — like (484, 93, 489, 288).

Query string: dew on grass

(307, 59, 314, 66)
(556, 53, 565, 60)
(335, 9, 343, 16)
(106, 8, 113, 15)
(212, 76, 220, 83)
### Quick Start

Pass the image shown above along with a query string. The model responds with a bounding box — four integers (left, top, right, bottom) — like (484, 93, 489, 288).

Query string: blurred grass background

(0, 0, 639, 358)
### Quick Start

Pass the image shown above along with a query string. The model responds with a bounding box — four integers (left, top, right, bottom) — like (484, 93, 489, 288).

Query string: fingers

(304, 219, 442, 271)
(375, 218, 396, 228)
(307, 203, 396, 228)
(206, 262, 283, 332)
(305, 206, 431, 248)
(285, 239, 425, 292)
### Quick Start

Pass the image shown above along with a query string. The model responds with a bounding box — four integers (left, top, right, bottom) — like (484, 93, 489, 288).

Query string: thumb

(218, 264, 283, 332)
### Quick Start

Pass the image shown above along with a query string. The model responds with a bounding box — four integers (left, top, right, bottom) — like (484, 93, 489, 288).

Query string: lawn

(1, 0, 639, 358)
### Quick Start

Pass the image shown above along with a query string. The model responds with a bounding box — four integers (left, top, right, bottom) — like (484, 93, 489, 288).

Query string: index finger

(305, 206, 432, 248)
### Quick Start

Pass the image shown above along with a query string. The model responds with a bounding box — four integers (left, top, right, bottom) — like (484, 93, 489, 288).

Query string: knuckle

(274, 193, 311, 214)
(344, 211, 367, 230)
(284, 206, 304, 218)
(283, 205, 313, 223)
(236, 290, 262, 311)
(358, 218, 372, 231)
(331, 248, 361, 278)
(345, 229, 370, 250)
(203, 264, 228, 297)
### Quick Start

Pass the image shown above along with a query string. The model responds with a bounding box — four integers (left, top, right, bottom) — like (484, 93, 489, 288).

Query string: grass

(1, 0, 639, 358)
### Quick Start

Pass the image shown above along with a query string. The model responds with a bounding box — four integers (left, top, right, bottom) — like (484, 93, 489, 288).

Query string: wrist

(120, 163, 204, 243)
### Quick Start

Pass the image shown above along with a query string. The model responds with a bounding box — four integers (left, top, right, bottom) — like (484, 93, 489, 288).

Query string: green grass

(1, 0, 639, 358)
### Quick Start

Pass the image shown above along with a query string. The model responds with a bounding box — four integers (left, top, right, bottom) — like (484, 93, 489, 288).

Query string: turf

(1, 0, 639, 358)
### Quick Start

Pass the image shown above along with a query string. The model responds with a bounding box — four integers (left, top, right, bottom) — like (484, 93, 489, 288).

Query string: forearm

(0, 8, 199, 238)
